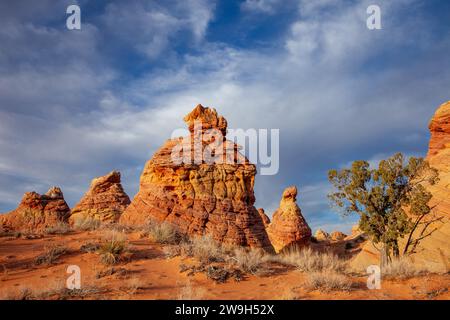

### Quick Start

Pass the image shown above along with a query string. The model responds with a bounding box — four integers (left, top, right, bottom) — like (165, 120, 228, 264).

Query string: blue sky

(0, 0, 449, 233)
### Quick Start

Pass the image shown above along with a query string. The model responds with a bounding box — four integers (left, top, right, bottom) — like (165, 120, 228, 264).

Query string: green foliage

(328, 153, 438, 261)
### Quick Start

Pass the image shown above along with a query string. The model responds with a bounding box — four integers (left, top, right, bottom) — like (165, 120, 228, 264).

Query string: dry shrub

(183, 235, 225, 263)
(231, 248, 268, 275)
(277, 247, 345, 273)
(145, 221, 184, 245)
(304, 271, 352, 292)
(177, 280, 206, 300)
(382, 257, 427, 279)
(44, 222, 72, 235)
(162, 245, 182, 258)
(98, 231, 129, 265)
(80, 242, 101, 253)
(34, 245, 67, 266)
(73, 217, 101, 231)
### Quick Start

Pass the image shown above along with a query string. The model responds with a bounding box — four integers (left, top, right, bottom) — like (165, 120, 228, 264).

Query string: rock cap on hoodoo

(183, 104, 228, 135)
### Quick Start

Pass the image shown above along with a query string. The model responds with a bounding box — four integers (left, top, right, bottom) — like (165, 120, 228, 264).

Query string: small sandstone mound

(257, 208, 271, 227)
(330, 231, 347, 241)
(314, 229, 330, 241)
(0, 187, 70, 232)
(69, 171, 130, 224)
(266, 186, 311, 253)
(120, 104, 273, 251)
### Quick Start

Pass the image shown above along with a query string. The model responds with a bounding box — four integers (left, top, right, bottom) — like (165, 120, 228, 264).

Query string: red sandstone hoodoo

(120, 104, 274, 251)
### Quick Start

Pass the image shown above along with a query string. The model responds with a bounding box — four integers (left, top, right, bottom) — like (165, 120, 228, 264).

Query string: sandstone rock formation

(350, 101, 450, 272)
(314, 229, 329, 241)
(120, 104, 274, 251)
(70, 171, 130, 224)
(330, 231, 347, 241)
(410, 100, 450, 272)
(0, 187, 70, 232)
(257, 208, 270, 227)
(266, 186, 311, 253)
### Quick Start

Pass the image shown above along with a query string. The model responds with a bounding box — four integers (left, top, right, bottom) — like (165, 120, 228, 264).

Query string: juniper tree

(328, 153, 439, 265)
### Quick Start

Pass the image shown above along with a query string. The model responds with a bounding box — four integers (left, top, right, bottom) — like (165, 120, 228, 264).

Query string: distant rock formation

(266, 186, 311, 253)
(314, 229, 329, 241)
(258, 208, 271, 227)
(0, 187, 70, 232)
(120, 104, 274, 251)
(69, 171, 130, 224)
(330, 231, 347, 241)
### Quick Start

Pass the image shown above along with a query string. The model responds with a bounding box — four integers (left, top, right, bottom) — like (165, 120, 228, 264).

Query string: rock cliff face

(413, 101, 450, 272)
(0, 187, 70, 232)
(266, 186, 311, 253)
(257, 208, 271, 227)
(120, 104, 274, 251)
(70, 171, 130, 224)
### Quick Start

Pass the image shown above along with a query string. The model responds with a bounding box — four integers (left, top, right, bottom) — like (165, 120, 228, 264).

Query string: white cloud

(241, 0, 281, 14)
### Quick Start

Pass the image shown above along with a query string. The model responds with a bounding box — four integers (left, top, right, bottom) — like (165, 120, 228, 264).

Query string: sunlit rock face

(0, 187, 70, 232)
(69, 171, 130, 224)
(120, 104, 274, 252)
(266, 186, 311, 253)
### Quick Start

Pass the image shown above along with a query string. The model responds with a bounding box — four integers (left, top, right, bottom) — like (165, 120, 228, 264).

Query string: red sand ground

(0, 230, 449, 300)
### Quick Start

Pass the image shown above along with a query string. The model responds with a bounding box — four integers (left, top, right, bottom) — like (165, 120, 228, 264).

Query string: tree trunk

(392, 241, 399, 258)
(380, 243, 390, 267)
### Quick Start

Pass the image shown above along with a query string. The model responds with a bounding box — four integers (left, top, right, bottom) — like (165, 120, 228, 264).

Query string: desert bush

(304, 271, 352, 291)
(44, 222, 72, 235)
(34, 245, 67, 266)
(80, 242, 101, 253)
(231, 248, 268, 275)
(276, 247, 345, 273)
(98, 231, 129, 265)
(145, 221, 184, 245)
(73, 217, 101, 231)
(183, 235, 225, 263)
(177, 280, 206, 300)
(382, 257, 426, 279)
(163, 245, 182, 258)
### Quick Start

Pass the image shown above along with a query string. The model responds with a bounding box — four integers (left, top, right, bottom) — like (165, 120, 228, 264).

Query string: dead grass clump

(145, 221, 184, 245)
(34, 245, 67, 266)
(80, 242, 101, 253)
(177, 280, 206, 300)
(304, 271, 353, 292)
(73, 217, 101, 231)
(382, 257, 427, 279)
(277, 247, 345, 273)
(183, 235, 225, 263)
(163, 245, 182, 258)
(96, 267, 129, 279)
(98, 231, 129, 265)
(231, 248, 268, 275)
(44, 222, 72, 235)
